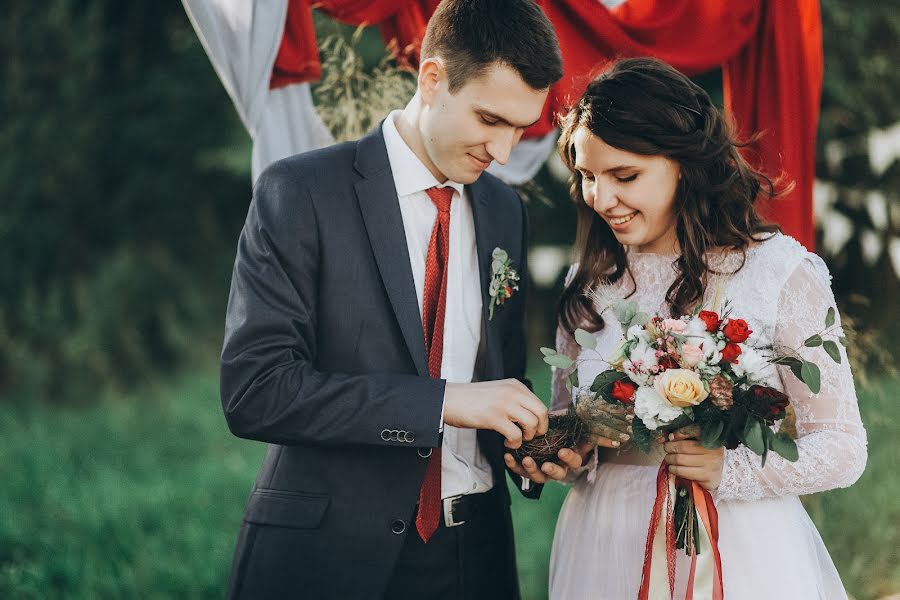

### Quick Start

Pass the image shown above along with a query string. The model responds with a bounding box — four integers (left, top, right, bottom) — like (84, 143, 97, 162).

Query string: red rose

(611, 380, 638, 404)
(750, 385, 790, 422)
(723, 319, 752, 343)
(698, 310, 721, 333)
(721, 342, 742, 363)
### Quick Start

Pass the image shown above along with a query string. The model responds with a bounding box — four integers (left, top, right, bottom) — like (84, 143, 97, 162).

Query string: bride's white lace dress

(548, 234, 867, 599)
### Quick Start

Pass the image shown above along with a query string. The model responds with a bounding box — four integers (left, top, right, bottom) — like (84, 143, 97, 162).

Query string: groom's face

(418, 60, 548, 184)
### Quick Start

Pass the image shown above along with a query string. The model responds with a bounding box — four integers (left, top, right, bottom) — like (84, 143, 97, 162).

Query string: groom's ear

(418, 57, 447, 106)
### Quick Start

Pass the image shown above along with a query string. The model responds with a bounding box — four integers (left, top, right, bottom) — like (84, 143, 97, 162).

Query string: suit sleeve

(220, 161, 445, 448)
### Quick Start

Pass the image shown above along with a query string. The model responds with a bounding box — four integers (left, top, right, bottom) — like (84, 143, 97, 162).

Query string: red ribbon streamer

(639, 464, 724, 600)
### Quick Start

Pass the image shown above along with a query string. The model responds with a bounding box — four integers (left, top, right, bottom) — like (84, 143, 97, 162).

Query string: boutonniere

(488, 247, 520, 320)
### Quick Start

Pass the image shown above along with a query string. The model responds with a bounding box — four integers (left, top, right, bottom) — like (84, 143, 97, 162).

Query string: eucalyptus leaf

(491, 259, 505, 273)
(838, 335, 848, 347)
(822, 340, 841, 364)
(574, 328, 597, 350)
(770, 432, 799, 462)
(800, 361, 821, 394)
(804, 334, 823, 347)
(590, 370, 628, 395)
(568, 370, 580, 389)
(700, 418, 724, 449)
(741, 419, 766, 456)
(540, 347, 556, 356)
(825, 306, 835, 328)
(543, 354, 574, 369)
(631, 312, 651, 327)
(492, 248, 508, 261)
(611, 300, 637, 328)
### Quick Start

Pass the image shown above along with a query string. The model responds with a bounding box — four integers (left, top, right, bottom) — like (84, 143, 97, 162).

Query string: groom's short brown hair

(420, 0, 563, 93)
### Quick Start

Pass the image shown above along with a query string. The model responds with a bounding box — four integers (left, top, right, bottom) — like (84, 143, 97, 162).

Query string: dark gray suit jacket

(220, 124, 535, 599)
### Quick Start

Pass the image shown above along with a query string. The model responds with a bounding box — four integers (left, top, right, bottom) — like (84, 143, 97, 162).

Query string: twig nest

(512, 412, 584, 465)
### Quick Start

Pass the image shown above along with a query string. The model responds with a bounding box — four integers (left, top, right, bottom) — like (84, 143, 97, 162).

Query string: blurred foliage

(1, 1, 897, 403)
(0, 2, 251, 402)
(313, 30, 417, 142)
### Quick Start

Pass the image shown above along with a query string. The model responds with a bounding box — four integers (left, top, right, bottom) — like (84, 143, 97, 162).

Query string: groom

(220, 1, 572, 598)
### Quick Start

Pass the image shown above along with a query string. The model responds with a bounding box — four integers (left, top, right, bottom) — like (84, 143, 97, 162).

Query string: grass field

(1, 364, 897, 599)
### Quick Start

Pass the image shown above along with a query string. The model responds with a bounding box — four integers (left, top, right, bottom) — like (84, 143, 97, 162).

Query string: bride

(529, 58, 865, 599)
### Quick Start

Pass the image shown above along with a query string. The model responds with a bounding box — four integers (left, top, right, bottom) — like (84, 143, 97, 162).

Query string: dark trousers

(383, 491, 519, 600)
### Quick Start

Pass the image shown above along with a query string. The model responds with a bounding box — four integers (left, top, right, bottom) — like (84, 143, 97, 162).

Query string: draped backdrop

(184, 0, 822, 248)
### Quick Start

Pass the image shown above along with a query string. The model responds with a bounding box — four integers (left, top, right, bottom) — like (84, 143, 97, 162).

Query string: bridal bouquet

(536, 297, 843, 598)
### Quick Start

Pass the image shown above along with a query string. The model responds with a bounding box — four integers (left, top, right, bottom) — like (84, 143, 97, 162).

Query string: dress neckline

(625, 233, 778, 263)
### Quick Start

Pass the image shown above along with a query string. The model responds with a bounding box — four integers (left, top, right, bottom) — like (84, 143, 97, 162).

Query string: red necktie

(416, 186, 454, 542)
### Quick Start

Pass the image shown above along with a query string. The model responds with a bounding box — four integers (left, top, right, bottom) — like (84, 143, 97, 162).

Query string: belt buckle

(442, 494, 465, 528)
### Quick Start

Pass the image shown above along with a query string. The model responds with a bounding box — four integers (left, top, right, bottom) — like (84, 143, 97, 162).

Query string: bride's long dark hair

(557, 57, 783, 334)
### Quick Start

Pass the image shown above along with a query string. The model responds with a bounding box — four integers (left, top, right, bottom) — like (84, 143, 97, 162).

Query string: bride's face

(572, 126, 681, 255)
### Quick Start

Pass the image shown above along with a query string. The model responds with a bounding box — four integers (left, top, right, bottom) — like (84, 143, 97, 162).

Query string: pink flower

(680, 343, 704, 368)
(661, 318, 687, 334)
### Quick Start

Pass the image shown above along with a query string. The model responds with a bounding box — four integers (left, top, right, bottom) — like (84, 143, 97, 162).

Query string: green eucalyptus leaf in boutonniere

(488, 247, 519, 320)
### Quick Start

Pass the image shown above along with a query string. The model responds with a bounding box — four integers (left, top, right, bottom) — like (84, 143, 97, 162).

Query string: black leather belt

(438, 488, 496, 528)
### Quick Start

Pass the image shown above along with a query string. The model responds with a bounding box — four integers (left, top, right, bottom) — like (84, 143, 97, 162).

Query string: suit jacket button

(381, 429, 391, 441)
(390, 519, 407, 535)
(390, 429, 400, 442)
(417, 447, 433, 458)
(404, 431, 416, 443)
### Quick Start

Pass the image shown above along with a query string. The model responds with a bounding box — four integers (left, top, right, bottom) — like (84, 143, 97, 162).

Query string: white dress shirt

(382, 111, 494, 498)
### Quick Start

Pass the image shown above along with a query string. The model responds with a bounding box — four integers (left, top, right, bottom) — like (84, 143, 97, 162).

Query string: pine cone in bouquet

(512, 410, 585, 466)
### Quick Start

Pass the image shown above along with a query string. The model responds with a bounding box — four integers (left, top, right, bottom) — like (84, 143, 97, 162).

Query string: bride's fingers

(577, 399, 631, 422)
(668, 424, 701, 441)
(556, 448, 584, 469)
(667, 465, 708, 482)
(504, 453, 547, 483)
(540, 461, 568, 481)
(521, 456, 550, 483)
(586, 422, 631, 442)
(663, 452, 708, 468)
(663, 440, 707, 454)
(589, 434, 623, 449)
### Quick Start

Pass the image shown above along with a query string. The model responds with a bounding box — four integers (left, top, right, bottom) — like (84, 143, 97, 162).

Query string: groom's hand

(503, 441, 590, 483)
(443, 380, 549, 449)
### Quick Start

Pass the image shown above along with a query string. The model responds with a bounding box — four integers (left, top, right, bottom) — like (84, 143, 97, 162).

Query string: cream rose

(654, 368, 709, 408)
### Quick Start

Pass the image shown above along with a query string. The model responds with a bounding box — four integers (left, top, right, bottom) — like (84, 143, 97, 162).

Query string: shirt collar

(382, 110, 465, 199)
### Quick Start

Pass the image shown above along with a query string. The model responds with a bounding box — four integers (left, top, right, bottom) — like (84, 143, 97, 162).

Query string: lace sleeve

(716, 256, 868, 501)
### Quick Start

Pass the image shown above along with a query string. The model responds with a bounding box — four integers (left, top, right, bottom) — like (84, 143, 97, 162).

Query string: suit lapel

(468, 178, 504, 382)
(353, 127, 429, 377)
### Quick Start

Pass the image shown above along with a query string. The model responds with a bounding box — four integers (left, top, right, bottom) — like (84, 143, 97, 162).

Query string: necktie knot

(426, 186, 454, 213)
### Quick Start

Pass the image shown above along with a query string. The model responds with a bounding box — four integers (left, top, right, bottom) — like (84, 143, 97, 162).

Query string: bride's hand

(661, 430, 725, 491)
(575, 394, 634, 448)
(503, 444, 587, 483)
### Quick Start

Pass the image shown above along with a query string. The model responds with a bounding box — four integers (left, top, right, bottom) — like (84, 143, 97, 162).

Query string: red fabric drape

(271, 0, 821, 248)
(723, 1, 822, 251)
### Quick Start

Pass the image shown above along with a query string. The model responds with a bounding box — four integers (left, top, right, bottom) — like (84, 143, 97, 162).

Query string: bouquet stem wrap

(638, 464, 723, 600)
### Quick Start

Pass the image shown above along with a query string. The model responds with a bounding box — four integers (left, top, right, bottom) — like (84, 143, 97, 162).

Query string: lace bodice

(550, 233, 868, 501)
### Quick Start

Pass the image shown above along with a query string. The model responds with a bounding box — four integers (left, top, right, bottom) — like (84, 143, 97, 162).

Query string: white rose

(634, 385, 684, 430)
